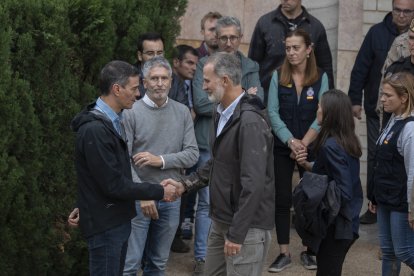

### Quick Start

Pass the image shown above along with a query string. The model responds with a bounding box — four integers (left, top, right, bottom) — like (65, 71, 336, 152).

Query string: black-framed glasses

(218, 35, 240, 44)
(392, 7, 414, 17)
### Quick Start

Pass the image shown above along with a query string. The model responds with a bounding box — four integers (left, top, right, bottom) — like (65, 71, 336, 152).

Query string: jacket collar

(272, 5, 311, 24)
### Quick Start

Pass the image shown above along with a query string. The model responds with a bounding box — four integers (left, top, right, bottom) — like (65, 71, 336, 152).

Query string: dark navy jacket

(293, 172, 341, 253)
(312, 138, 363, 240)
(372, 117, 414, 211)
(348, 13, 400, 117)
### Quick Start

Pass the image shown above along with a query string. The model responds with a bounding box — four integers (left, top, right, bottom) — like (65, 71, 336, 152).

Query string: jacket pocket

(229, 228, 266, 275)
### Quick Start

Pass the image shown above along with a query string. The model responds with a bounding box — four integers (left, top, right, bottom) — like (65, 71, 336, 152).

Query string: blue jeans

(193, 149, 212, 260)
(87, 221, 131, 276)
(123, 199, 180, 276)
(377, 205, 414, 275)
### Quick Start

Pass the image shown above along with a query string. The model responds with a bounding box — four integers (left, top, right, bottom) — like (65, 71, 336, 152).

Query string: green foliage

(0, 0, 187, 274)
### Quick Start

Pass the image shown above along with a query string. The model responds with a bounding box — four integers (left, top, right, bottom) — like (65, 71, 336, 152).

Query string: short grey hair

(205, 52, 241, 85)
(142, 56, 172, 78)
(215, 16, 242, 36)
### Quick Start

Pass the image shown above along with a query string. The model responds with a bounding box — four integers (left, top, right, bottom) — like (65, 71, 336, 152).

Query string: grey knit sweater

(123, 99, 199, 184)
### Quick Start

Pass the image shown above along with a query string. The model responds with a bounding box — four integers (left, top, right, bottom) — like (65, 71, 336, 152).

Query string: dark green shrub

(0, 0, 187, 274)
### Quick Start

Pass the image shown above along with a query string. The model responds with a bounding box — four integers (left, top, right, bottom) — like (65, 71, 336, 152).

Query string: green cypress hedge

(0, 0, 187, 274)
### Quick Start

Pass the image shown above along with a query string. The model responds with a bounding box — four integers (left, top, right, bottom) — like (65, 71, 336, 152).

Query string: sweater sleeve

(162, 108, 199, 169)
(398, 121, 414, 213)
(267, 71, 293, 143)
(122, 108, 142, 183)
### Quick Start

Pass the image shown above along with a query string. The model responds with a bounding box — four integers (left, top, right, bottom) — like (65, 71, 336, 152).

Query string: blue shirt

(94, 97, 123, 136)
(216, 92, 245, 136)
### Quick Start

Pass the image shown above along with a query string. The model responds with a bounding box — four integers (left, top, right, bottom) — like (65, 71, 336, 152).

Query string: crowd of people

(67, 0, 414, 275)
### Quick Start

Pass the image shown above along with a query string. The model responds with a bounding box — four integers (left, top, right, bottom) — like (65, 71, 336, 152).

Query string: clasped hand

(161, 178, 186, 199)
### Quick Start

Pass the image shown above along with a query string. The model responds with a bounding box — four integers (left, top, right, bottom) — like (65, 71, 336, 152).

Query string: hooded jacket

(348, 12, 400, 117)
(72, 101, 164, 238)
(192, 51, 264, 151)
(180, 94, 275, 244)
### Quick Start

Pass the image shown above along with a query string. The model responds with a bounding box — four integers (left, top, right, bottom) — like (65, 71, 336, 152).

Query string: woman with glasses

(295, 89, 363, 276)
(369, 71, 414, 275)
(267, 28, 329, 272)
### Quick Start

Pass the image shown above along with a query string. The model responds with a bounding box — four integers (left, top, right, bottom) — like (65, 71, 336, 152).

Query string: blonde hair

(382, 71, 414, 118)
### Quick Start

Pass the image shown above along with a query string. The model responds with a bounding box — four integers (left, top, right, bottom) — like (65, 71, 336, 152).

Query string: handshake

(160, 178, 186, 202)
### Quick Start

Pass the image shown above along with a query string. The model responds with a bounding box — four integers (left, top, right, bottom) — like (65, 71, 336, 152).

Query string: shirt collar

(143, 94, 168, 108)
(95, 97, 122, 124)
(216, 92, 245, 119)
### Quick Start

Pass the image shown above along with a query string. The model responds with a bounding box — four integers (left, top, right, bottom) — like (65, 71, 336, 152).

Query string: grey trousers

(205, 220, 271, 276)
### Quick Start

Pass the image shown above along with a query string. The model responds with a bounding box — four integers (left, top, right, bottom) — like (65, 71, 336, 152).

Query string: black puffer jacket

(181, 94, 275, 244)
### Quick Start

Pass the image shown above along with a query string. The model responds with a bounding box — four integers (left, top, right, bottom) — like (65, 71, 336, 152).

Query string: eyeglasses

(147, 76, 170, 85)
(218, 35, 240, 44)
(392, 7, 414, 17)
(142, 50, 164, 58)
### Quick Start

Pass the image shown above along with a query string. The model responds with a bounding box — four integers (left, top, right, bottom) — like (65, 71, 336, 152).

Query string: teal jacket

(192, 51, 264, 150)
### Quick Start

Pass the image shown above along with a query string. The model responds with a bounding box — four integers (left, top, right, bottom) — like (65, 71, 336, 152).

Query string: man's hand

(368, 201, 377, 214)
(162, 183, 177, 202)
(352, 105, 362, 120)
(224, 239, 242, 257)
(246, 87, 258, 96)
(68, 208, 79, 227)
(161, 178, 186, 197)
(133, 152, 163, 168)
(409, 213, 414, 230)
(140, 200, 159, 220)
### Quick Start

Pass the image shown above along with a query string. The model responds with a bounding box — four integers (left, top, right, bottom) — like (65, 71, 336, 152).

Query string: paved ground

(165, 213, 413, 276)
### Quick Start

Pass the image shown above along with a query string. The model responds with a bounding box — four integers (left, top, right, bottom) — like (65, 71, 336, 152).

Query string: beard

(207, 84, 224, 103)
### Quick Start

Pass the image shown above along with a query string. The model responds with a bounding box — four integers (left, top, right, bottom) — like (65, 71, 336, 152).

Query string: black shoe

(268, 253, 292, 273)
(300, 251, 317, 270)
(170, 236, 190, 253)
(360, 209, 377, 224)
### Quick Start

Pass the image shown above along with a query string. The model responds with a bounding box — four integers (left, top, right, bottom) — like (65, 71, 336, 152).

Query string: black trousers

(316, 225, 356, 276)
(274, 152, 305, 244)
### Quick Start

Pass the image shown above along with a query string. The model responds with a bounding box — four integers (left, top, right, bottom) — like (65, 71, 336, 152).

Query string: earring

(306, 54, 310, 58)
